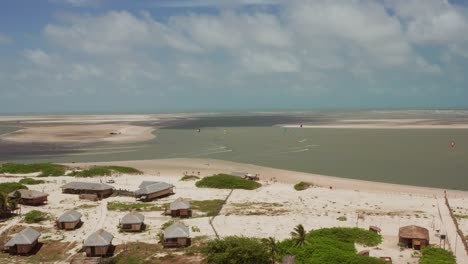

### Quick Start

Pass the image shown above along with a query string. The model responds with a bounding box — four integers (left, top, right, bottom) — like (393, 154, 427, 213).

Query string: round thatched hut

(398, 225, 429, 250)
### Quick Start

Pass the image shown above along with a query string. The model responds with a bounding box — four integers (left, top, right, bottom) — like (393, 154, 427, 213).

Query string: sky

(1, 0, 468, 113)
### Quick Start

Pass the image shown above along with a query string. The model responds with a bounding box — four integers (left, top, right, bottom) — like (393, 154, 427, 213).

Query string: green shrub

(24, 210, 46, 223)
(19, 178, 45, 185)
(277, 227, 384, 264)
(294, 181, 311, 191)
(180, 175, 200, 181)
(68, 166, 141, 177)
(0, 182, 28, 194)
(420, 247, 456, 264)
(0, 163, 66, 177)
(195, 174, 261, 190)
(336, 216, 347, 221)
(202, 236, 270, 264)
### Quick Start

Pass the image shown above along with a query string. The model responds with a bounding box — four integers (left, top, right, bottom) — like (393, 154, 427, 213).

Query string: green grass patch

(111, 243, 163, 264)
(24, 210, 47, 223)
(0, 182, 28, 194)
(161, 220, 176, 230)
(0, 163, 66, 177)
(75, 203, 99, 209)
(420, 247, 456, 264)
(18, 178, 45, 185)
(67, 166, 142, 177)
(336, 216, 347, 221)
(294, 181, 311, 191)
(191, 200, 225, 217)
(277, 227, 384, 264)
(107, 201, 162, 211)
(195, 174, 261, 190)
(180, 175, 200, 181)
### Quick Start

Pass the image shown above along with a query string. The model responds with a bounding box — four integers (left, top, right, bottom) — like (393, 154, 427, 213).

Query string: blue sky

(1, 0, 468, 113)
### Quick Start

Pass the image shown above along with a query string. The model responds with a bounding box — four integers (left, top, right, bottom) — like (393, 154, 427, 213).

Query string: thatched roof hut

(57, 210, 82, 230)
(120, 212, 145, 232)
(135, 181, 174, 201)
(4, 227, 40, 255)
(8, 189, 49, 206)
(163, 222, 191, 247)
(398, 225, 429, 250)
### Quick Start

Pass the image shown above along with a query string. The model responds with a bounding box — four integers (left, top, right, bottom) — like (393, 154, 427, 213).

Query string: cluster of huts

(2, 180, 192, 258)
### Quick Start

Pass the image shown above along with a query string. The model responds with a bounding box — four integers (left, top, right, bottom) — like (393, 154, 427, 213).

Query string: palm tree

(262, 236, 279, 263)
(290, 224, 307, 247)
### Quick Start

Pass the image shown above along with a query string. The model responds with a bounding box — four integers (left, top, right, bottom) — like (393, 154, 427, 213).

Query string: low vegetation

(191, 200, 225, 217)
(0, 163, 67, 177)
(180, 175, 200, 181)
(200, 226, 384, 264)
(19, 177, 45, 185)
(276, 227, 384, 264)
(336, 216, 347, 221)
(0, 182, 28, 194)
(202, 236, 271, 264)
(294, 181, 311, 191)
(68, 166, 142, 177)
(107, 202, 162, 211)
(195, 174, 261, 190)
(161, 220, 176, 230)
(111, 242, 163, 264)
(420, 247, 456, 264)
(454, 214, 468, 219)
(24, 210, 47, 223)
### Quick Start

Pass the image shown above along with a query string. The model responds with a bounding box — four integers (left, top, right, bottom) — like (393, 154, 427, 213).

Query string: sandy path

(95, 200, 108, 231)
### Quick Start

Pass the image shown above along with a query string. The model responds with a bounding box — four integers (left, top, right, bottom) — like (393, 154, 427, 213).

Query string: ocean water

(21, 126, 468, 191)
(0, 126, 19, 135)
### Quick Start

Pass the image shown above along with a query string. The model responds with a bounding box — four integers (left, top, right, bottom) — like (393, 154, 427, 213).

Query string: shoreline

(63, 158, 468, 197)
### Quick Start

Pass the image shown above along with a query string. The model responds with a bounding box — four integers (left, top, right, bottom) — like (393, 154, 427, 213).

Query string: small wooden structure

(61, 182, 114, 199)
(83, 229, 113, 257)
(134, 181, 174, 202)
(169, 198, 192, 218)
(56, 210, 82, 230)
(163, 222, 191, 248)
(120, 211, 144, 232)
(398, 225, 429, 250)
(4, 227, 40, 255)
(8, 189, 48, 206)
(369, 226, 381, 234)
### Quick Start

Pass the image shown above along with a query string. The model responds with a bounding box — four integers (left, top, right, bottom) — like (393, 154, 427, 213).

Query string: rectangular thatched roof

(83, 229, 113, 247)
(135, 181, 173, 195)
(5, 227, 40, 247)
(164, 222, 190, 239)
(8, 189, 48, 199)
(61, 182, 114, 191)
(58, 210, 82, 223)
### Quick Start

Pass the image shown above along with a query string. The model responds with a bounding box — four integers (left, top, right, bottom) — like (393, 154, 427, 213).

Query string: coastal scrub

(19, 178, 45, 185)
(68, 166, 142, 177)
(195, 174, 261, 190)
(0, 163, 66, 177)
(420, 247, 456, 264)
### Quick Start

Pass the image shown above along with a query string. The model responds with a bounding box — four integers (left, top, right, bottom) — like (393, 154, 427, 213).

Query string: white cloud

(152, 0, 280, 8)
(23, 49, 53, 66)
(4, 0, 466, 106)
